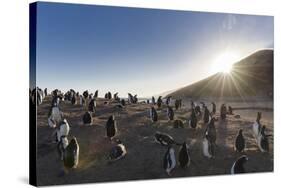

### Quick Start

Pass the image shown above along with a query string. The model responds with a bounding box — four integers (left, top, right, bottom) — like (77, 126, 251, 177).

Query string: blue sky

(36, 2, 273, 97)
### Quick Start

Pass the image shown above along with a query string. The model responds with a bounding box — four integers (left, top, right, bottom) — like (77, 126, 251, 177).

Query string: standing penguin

(189, 108, 197, 129)
(83, 111, 92, 125)
(253, 112, 262, 139)
(108, 92, 112, 100)
(220, 104, 227, 120)
(64, 137, 79, 169)
(157, 96, 162, 108)
(121, 99, 126, 106)
(106, 115, 117, 140)
(57, 135, 68, 161)
(71, 95, 76, 105)
(203, 106, 210, 123)
(166, 96, 172, 106)
(152, 96, 156, 105)
(178, 142, 191, 168)
(44, 88, 48, 97)
(109, 139, 127, 162)
(94, 90, 98, 98)
(175, 99, 180, 110)
(211, 102, 216, 115)
(202, 134, 215, 159)
(163, 146, 176, 176)
(150, 106, 158, 122)
(88, 99, 96, 113)
(174, 119, 184, 128)
(205, 117, 216, 144)
(235, 129, 245, 152)
(257, 125, 270, 152)
(167, 106, 174, 121)
(231, 155, 248, 174)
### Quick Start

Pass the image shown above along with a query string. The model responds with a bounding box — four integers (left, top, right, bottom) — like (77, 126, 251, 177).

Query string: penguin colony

(33, 87, 272, 178)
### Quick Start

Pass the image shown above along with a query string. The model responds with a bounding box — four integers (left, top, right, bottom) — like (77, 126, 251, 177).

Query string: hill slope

(168, 49, 273, 99)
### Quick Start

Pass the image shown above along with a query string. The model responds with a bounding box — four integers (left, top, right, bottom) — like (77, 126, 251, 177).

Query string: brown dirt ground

(36, 96, 273, 186)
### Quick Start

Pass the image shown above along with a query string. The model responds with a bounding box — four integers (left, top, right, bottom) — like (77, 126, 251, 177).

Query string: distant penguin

(163, 146, 176, 176)
(83, 111, 92, 125)
(175, 99, 180, 110)
(94, 90, 98, 98)
(228, 106, 233, 115)
(231, 155, 248, 174)
(178, 142, 191, 168)
(203, 106, 210, 123)
(195, 105, 201, 116)
(205, 118, 216, 144)
(154, 132, 181, 146)
(166, 96, 172, 106)
(202, 134, 215, 159)
(64, 137, 79, 169)
(83, 90, 89, 99)
(211, 102, 216, 115)
(113, 92, 119, 100)
(108, 92, 112, 100)
(79, 95, 83, 105)
(157, 96, 162, 108)
(146, 99, 150, 104)
(152, 96, 156, 105)
(121, 99, 126, 106)
(257, 126, 270, 152)
(220, 104, 227, 120)
(106, 115, 117, 140)
(167, 106, 174, 121)
(71, 96, 76, 105)
(105, 93, 108, 99)
(88, 99, 96, 113)
(235, 129, 245, 152)
(174, 119, 184, 128)
(189, 108, 197, 128)
(133, 95, 138, 103)
(253, 112, 262, 139)
(44, 88, 47, 97)
(191, 101, 195, 109)
(150, 106, 158, 122)
(48, 104, 63, 128)
(109, 139, 127, 162)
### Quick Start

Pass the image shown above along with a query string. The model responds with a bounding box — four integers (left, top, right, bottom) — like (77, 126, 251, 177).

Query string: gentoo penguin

(167, 106, 174, 121)
(205, 117, 216, 144)
(228, 106, 233, 115)
(79, 95, 83, 105)
(231, 155, 248, 174)
(121, 99, 126, 106)
(150, 106, 158, 122)
(178, 142, 191, 168)
(128, 93, 133, 103)
(146, 99, 150, 104)
(202, 134, 215, 159)
(152, 96, 156, 105)
(105, 93, 108, 99)
(253, 112, 262, 139)
(83, 90, 89, 99)
(235, 129, 245, 152)
(166, 96, 172, 106)
(56, 119, 70, 143)
(189, 108, 197, 128)
(113, 92, 119, 100)
(108, 92, 112, 100)
(88, 99, 96, 113)
(57, 135, 69, 160)
(48, 103, 63, 128)
(163, 146, 176, 176)
(83, 111, 92, 125)
(157, 96, 162, 108)
(220, 104, 227, 120)
(211, 102, 216, 115)
(106, 115, 117, 140)
(154, 132, 181, 146)
(175, 99, 180, 110)
(64, 137, 79, 169)
(44, 88, 47, 97)
(174, 119, 184, 128)
(109, 139, 127, 162)
(133, 95, 138, 103)
(203, 106, 210, 123)
(94, 90, 98, 98)
(71, 96, 76, 105)
(257, 125, 270, 152)
(195, 105, 201, 116)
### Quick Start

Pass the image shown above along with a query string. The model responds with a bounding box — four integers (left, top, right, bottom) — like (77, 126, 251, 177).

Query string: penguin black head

(115, 139, 122, 145)
(237, 155, 248, 164)
(69, 137, 78, 149)
(238, 129, 243, 135)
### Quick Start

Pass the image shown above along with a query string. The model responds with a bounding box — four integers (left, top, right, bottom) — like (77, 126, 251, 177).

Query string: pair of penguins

(82, 99, 97, 125)
(56, 119, 80, 171)
(155, 132, 191, 176)
(106, 115, 127, 161)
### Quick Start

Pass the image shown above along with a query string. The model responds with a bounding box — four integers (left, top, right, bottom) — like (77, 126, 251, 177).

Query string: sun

(211, 52, 240, 74)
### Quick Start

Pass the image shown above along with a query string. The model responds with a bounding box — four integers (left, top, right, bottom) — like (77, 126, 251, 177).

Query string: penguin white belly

(48, 117, 56, 128)
(57, 123, 70, 141)
(257, 135, 266, 152)
(52, 107, 62, 123)
(73, 145, 79, 168)
(230, 162, 236, 174)
(202, 138, 212, 158)
(166, 149, 176, 174)
(253, 122, 260, 139)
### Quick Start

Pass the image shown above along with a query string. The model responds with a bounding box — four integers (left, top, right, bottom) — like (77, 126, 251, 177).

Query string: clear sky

(35, 2, 273, 97)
